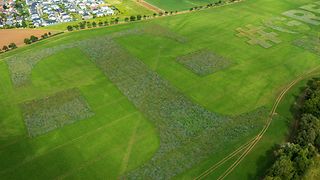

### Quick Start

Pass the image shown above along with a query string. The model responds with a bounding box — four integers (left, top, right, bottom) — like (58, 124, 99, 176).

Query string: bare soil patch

(0, 29, 53, 48)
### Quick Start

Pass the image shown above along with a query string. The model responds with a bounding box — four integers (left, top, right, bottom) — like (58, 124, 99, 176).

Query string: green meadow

(144, 0, 215, 11)
(1, 0, 320, 179)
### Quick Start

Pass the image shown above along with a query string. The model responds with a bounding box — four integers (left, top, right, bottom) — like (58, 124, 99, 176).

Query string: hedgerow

(21, 88, 94, 137)
(78, 36, 266, 178)
(177, 49, 231, 76)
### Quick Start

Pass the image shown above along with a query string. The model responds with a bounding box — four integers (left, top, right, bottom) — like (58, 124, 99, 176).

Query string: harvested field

(0, 29, 53, 48)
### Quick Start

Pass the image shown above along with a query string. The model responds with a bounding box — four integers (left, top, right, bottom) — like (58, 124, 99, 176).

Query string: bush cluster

(24, 32, 52, 45)
(265, 78, 320, 179)
(189, 0, 240, 11)
(67, 18, 120, 31)
(0, 42, 17, 54)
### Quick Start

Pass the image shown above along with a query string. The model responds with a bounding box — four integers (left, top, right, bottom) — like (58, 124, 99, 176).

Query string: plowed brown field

(0, 29, 53, 48)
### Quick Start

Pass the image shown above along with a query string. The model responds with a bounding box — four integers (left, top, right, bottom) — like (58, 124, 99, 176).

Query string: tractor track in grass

(195, 66, 320, 180)
(0, 112, 138, 175)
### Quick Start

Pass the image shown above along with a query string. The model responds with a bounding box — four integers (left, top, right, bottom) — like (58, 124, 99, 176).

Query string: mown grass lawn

(1, 0, 320, 179)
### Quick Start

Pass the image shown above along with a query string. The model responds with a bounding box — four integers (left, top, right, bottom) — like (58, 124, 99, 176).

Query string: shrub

(8, 43, 17, 49)
(67, 25, 73, 31)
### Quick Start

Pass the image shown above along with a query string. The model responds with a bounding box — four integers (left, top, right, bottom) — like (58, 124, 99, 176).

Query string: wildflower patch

(293, 35, 320, 56)
(78, 37, 266, 179)
(21, 88, 94, 137)
(6, 44, 76, 87)
(177, 49, 231, 76)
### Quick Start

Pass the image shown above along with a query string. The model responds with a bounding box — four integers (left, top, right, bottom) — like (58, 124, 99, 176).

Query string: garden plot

(78, 36, 266, 179)
(21, 88, 94, 137)
(177, 49, 231, 76)
(6, 44, 76, 87)
(293, 35, 320, 56)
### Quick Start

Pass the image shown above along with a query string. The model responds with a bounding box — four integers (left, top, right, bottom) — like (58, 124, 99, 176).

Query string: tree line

(265, 78, 320, 179)
(65, 0, 241, 32)
(0, 43, 17, 54)
(66, 11, 179, 32)
(0, 32, 60, 54)
(23, 32, 52, 45)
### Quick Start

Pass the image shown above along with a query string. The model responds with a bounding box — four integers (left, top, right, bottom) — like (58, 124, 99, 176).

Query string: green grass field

(144, 0, 220, 11)
(1, 0, 320, 179)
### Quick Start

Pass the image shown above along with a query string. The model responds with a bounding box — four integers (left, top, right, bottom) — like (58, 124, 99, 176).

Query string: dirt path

(195, 66, 320, 180)
(134, 0, 164, 13)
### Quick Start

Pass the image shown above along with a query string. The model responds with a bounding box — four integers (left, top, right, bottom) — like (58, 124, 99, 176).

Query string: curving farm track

(195, 66, 320, 180)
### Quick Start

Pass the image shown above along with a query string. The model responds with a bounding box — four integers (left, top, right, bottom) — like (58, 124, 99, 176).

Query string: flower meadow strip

(7, 26, 265, 177)
(177, 49, 231, 76)
(79, 36, 266, 178)
(21, 88, 94, 137)
(6, 44, 76, 87)
(293, 35, 320, 56)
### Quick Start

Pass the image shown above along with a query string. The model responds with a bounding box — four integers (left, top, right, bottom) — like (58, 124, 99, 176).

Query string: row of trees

(0, 43, 17, 54)
(65, 0, 242, 32)
(188, 0, 241, 11)
(189, 0, 224, 11)
(24, 32, 52, 45)
(66, 10, 181, 31)
(265, 78, 320, 179)
(67, 18, 120, 31)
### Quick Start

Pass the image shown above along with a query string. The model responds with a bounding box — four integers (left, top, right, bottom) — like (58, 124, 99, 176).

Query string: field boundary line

(0, 112, 138, 175)
(194, 136, 256, 180)
(195, 66, 320, 179)
(215, 67, 320, 180)
(119, 118, 141, 175)
(56, 117, 141, 179)
(134, 0, 164, 13)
